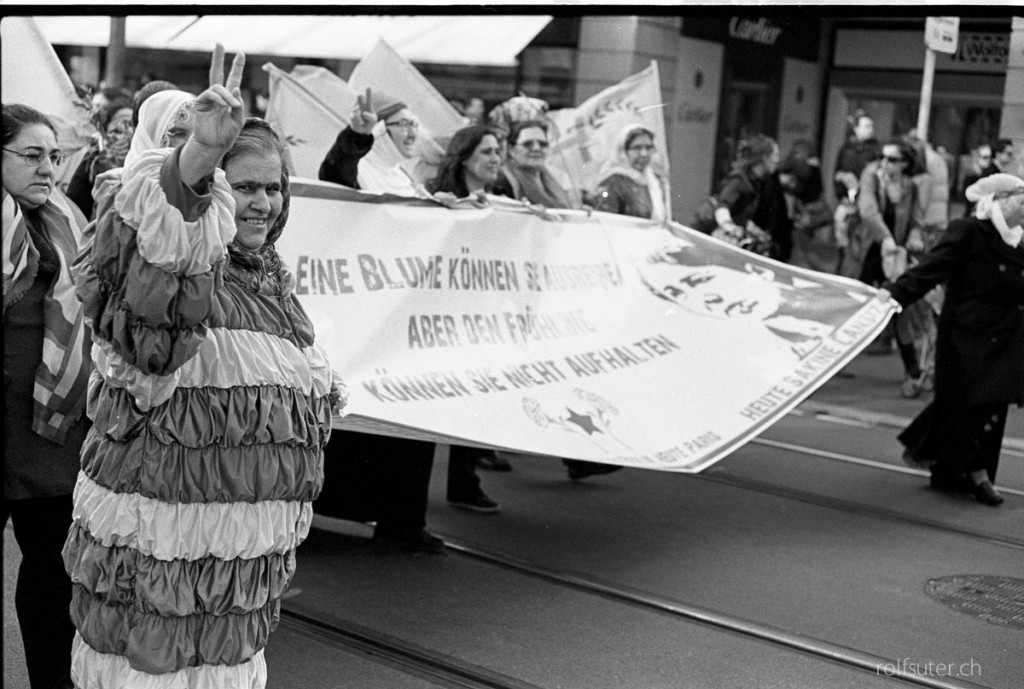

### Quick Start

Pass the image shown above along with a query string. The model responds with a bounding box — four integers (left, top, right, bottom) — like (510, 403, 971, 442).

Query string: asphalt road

(5, 347, 1021, 689)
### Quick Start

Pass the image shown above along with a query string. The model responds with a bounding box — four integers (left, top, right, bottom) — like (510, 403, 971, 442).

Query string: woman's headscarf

(351, 118, 429, 198)
(967, 173, 1024, 247)
(123, 89, 195, 169)
(598, 124, 669, 222)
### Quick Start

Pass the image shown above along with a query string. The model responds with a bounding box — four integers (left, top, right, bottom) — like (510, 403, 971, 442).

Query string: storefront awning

(32, 15, 553, 67)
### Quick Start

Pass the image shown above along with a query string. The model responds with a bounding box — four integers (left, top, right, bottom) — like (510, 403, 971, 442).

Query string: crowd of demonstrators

(880, 173, 1024, 507)
(4, 102, 90, 689)
(60, 46, 343, 687)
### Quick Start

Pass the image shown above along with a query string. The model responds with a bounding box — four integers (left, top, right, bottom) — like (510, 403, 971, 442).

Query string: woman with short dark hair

(3, 101, 90, 689)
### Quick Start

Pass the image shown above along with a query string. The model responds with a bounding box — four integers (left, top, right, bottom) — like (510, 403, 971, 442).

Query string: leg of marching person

(7, 495, 76, 689)
(447, 445, 500, 514)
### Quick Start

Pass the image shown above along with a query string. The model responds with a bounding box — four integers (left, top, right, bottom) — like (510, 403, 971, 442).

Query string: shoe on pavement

(477, 453, 513, 472)
(372, 527, 446, 554)
(564, 459, 623, 481)
(448, 493, 501, 514)
(972, 480, 1004, 507)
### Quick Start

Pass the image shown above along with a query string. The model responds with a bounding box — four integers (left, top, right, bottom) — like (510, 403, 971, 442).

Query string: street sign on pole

(924, 16, 960, 54)
(917, 17, 959, 141)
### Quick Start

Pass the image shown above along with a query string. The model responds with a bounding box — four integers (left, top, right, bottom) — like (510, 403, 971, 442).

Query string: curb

(797, 401, 1024, 452)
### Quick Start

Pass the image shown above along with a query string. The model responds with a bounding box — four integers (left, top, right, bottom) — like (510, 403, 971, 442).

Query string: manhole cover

(925, 575, 1024, 630)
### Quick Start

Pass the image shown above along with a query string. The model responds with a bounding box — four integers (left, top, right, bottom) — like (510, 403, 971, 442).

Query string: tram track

(279, 531, 992, 689)
(701, 436, 1024, 551)
(278, 415, 1016, 689)
(277, 607, 546, 689)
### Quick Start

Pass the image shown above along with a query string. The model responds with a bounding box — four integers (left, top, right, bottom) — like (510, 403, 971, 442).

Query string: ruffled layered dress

(63, 147, 335, 688)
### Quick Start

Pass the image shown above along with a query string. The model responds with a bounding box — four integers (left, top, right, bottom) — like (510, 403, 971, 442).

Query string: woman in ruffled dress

(63, 46, 342, 687)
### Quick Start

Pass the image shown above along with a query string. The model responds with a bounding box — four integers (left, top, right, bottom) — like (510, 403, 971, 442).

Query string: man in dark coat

(882, 173, 1024, 506)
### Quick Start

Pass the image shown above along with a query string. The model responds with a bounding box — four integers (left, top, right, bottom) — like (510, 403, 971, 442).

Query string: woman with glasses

(493, 119, 575, 209)
(593, 124, 670, 221)
(850, 139, 934, 398)
(66, 88, 133, 219)
(319, 88, 431, 198)
(3, 103, 90, 689)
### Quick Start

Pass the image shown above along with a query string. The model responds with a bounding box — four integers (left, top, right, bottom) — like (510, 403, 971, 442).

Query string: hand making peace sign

(351, 88, 378, 136)
(191, 44, 247, 152)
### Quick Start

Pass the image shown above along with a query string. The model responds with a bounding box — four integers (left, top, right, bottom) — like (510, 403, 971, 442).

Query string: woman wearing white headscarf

(592, 124, 670, 222)
(318, 88, 430, 198)
(880, 173, 1024, 507)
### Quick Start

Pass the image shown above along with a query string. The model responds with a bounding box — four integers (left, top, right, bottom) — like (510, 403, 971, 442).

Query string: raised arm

(179, 44, 246, 188)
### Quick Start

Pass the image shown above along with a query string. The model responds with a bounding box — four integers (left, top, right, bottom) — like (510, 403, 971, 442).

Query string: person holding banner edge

(592, 123, 670, 222)
(878, 173, 1024, 506)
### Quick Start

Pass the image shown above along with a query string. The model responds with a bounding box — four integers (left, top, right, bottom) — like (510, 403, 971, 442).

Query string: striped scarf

(3, 190, 90, 444)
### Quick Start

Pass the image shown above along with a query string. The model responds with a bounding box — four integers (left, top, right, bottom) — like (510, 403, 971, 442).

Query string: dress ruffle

(72, 473, 312, 562)
(89, 382, 333, 448)
(89, 325, 334, 413)
(79, 426, 324, 504)
(71, 632, 268, 687)
(91, 340, 181, 412)
(65, 525, 296, 616)
(114, 149, 235, 277)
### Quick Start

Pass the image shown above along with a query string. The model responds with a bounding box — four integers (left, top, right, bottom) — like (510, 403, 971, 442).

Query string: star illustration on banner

(565, 408, 602, 436)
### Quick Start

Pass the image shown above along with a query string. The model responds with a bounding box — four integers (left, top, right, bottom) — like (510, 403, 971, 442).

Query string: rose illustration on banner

(522, 389, 634, 452)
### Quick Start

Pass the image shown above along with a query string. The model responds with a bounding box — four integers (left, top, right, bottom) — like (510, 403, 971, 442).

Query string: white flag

(1, 16, 95, 187)
(262, 63, 359, 178)
(348, 38, 466, 174)
(547, 62, 669, 208)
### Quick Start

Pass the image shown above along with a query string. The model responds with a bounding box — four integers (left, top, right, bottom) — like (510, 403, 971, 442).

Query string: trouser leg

(7, 494, 75, 689)
(447, 445, 484, 501)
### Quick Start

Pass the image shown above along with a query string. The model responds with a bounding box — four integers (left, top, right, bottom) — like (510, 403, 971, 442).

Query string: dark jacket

(318, 126, 374, 188)
(593, 173, 654, 219)
(714, 169, 760, 227)
(887, 217, 1024, 407)
(833, 138, 881, 201)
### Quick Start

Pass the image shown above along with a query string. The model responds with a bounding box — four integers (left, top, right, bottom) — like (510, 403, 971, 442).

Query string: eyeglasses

(628, 144, 655, 152)
(882, 155, 905, 164)
(3, 148, 65, 167)
(385, 119, 419, 130)
(517, 139, 548, 149)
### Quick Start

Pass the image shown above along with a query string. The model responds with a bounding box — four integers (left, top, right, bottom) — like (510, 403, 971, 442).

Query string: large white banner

(279, 181, 894, 472)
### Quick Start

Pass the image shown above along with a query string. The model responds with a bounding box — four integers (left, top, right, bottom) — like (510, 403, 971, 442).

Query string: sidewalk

(802, 347, 1024, 450)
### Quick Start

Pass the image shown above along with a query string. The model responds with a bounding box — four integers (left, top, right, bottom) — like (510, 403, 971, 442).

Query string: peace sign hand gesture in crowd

(181, 44, 246, 186)
(351, 88, 378, 136)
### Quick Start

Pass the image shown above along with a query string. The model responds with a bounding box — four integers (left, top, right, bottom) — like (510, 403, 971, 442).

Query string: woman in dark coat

(881, 173, 1024, 506)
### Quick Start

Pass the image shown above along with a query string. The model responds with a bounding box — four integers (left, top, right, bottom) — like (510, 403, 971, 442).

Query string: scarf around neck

(2, 190, 91, 443)
(503, 160, 573, 209)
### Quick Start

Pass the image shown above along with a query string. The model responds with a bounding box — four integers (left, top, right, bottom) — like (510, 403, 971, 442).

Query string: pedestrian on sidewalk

(879, 173, 1024, 506)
